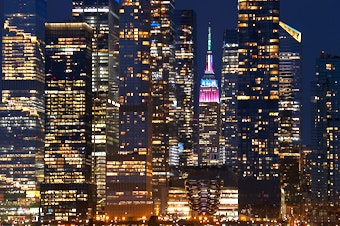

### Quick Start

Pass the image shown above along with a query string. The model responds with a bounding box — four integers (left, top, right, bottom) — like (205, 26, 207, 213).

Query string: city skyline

(44, 0, 340, 144)
(1, 0, 340, 224)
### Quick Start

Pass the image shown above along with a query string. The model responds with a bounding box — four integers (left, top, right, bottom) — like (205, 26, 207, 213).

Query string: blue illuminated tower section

(0, 0, 46, 223)
(198, 24, 221, 166)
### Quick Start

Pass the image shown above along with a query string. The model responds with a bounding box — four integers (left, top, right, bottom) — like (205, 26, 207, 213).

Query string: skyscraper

(278, 21, 302, 218)
(72, 0, 120, 215)
(40, 22, 94, 224)
(0, 0, 46, 223)
(173, 10, 196, 168)
(106, 0, 153, 219)
(198, 24, 221, 166)
(150, 0, 178, 215)
(220, 29, 238, 168)
(310, 52, 340, 223)
(0, 0, 3, 94)
(237, 0, 280, 218)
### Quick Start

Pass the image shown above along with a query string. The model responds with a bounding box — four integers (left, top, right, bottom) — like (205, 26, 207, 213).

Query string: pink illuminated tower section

(199, 22, 220, 104)
(198, 23, 221, 166)
(199, 85, 220, 103)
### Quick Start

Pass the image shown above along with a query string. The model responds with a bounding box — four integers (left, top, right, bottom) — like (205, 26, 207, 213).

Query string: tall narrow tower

(106, 0, 153, 219)
(237, 0, 280, 218)
(150, 0, 176, 215)
(198, 23, 221, 166)
(173, 10, 196, 168)
(220, 29, 238, 168)
(310, 52, 340, 224)
(278, 21, 302, 218)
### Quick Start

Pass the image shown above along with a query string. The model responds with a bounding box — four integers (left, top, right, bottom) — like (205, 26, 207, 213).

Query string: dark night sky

(47, 0, 340, 144)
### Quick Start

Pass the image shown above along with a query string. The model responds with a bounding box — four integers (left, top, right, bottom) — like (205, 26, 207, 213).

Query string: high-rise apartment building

(278, 21, 302, 218)
(72, 0, 120, 215)
(106, 0, 153, 219)
(198, 24, 221, 166)
(40, 22, 94, 224)
(237, 0, 280, 218)
(0, 0, 46, 223)
(310, 52, 340, 223)
(173, 10, 196, 168)
(220, 29, 238, 168)
(0, 1, 3, 91)
(150, 0, 176, 215)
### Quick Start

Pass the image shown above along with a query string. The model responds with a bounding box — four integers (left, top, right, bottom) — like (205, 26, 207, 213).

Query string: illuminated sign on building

(200, 78, 218, 88)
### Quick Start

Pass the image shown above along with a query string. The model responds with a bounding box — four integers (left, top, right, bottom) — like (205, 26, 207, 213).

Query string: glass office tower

(173, 10, 196, 168)
(150, 0, 176, 215)
(72, 0, 120, 215)
(40, 22, 94, 224)
(106, 0, 153, 219)
(237, 0, 280, 218)
(198, 24, 221, 166)
(0, 0, 46, 223)
(221, 29, 238, 168)
(310, 52, 340, 223)
(278, 21, 302, 218)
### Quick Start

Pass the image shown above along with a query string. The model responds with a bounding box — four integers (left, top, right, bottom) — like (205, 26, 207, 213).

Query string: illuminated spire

(208, 22, 212, 52)
(205, 22, 214, 75)
(200, 22, 219, 103)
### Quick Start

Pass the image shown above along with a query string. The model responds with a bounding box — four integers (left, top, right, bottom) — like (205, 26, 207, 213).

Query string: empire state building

(198, 23, 221, 166)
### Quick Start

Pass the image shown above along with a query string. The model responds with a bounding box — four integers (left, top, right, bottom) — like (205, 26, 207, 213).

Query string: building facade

(72, 0, 120, 215)
(310, 53, 340, 223)
(150, 0, 176, 215)
(220, 29, 238, 168)
(198, 24, 221, 166)
(40, 22, 94, 224)
(166, 186, 191, 219)
(106, 0, 153, 219)
(0, 0, 46, 223)
(173, 10, 196, 168)
(237, 0, 280, 218)
(278, 21, 302, 218)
